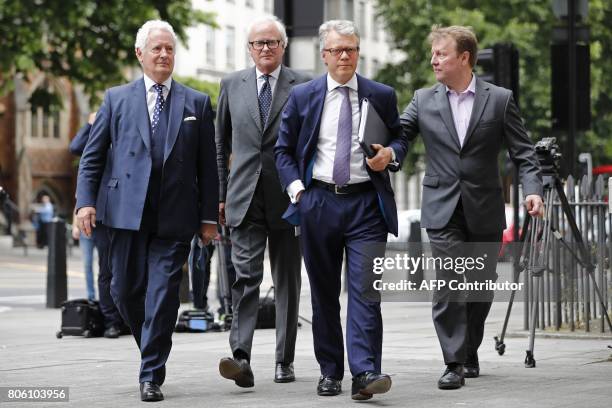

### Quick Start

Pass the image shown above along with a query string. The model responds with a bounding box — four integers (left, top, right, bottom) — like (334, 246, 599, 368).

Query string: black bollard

(408, 221, 424, 285)
(46, 219, 67, 308)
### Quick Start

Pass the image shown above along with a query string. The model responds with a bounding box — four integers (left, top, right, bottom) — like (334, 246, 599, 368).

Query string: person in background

(70, 112, 125, 338)
(35, 194, 54, 248)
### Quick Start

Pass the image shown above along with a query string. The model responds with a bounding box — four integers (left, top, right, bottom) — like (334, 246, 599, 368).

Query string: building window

(357, 1, 366, 38)
(372, 15, 380, 41)
(326, 0, 353, 20)
(245, 0, 254, 7)
(372, 58, 380, 77)
(52, 111, 60, 138)
(359, 56, 367, 76)
(205, 25, 216, 67)
(264, 0, 273, 13)
(226, 26, 236, 69)
(31, 108, 39, 138)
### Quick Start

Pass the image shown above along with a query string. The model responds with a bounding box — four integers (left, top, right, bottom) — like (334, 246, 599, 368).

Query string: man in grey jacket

(400, 25, 543, 390)
(216, 16, 309, 387)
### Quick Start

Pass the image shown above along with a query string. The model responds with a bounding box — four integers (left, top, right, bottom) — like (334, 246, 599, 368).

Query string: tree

(0, 0, 215, 105)
(375, 0, 612, 173)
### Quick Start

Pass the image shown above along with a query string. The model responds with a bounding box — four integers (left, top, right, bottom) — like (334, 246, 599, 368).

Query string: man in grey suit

(400, 25, 543, 389)
(216, 16, 309, 387)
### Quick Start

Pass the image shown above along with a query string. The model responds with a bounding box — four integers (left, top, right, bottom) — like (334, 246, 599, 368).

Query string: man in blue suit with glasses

(275, 19, 408, 402)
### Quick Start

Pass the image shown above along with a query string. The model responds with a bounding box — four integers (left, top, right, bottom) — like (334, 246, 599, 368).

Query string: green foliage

(375, 0, 612, 172)
(0, 0, 215, 105)
(175, 76, 220, 110)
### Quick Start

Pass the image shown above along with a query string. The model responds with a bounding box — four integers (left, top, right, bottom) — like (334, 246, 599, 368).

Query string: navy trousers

(108, 226, 190, 385)
(300, 185, 387, 379)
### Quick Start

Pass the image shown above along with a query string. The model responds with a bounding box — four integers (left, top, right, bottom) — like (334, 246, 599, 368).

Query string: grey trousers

(228, 196, 302, 363)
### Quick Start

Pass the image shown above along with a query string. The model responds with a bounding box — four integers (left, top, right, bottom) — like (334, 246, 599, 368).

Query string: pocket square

(183, 116, 197, 122)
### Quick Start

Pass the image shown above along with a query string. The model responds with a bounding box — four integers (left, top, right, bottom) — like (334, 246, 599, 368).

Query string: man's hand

(76, 206, 96, 237)
(525, 194, 544, 217)
(366, 144, 393, 172)
(200, 223, 217, 245)
(219, 202, 226, 226)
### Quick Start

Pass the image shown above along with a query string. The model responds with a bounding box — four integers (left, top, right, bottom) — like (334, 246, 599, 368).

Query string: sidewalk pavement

(0, 240, 611, 407)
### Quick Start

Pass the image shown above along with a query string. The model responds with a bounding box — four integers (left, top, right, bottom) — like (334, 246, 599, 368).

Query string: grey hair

(246, 16, 288, 48)
(134, 20, 177, 50)
(318, 20, 360, 53)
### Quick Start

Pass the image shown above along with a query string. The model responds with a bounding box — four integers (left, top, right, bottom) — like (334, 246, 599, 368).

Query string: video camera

(534, 137, 563, 176)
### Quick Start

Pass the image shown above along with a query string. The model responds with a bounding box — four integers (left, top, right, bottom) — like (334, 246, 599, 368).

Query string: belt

(311, 179, 374, 195)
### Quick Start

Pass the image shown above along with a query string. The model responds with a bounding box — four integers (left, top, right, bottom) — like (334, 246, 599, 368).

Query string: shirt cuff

(388, 147, 399, 167)
(200, 220, 217, 224)
(287, 179, 305, 204)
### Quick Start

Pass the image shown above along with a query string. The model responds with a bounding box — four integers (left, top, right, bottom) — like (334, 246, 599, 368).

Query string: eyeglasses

(324, 47, 360, 57)
(249, 40, 283, 50)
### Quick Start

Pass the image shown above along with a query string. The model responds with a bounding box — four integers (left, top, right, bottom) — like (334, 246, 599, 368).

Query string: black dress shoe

(140, 382, 163, 402)
(351, 371, 392, 400)
(274, 362, 295, 383)
(438, 364, 465, 390)
(317, 376, 342, 396)
(219, 357, 254, 387)
(103, 326, 120, 339)
(464, 364, 480, 378)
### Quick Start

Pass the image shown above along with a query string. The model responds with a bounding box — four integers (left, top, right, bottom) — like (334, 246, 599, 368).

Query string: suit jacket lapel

(357, 74, 373, 106)
(134, 79, 151, 152)
(307, 75, 327, 146)
(164, 80, 185, 163)
(435, 84, 461, 150)
(304, 75, 327, 185)
(462, 77, 489, 149)
(265, 66, 294, 132)
(241, 68, 263, 133)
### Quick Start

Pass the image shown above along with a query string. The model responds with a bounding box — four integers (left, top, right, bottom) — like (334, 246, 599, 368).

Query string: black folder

(358, 98, 391, 158)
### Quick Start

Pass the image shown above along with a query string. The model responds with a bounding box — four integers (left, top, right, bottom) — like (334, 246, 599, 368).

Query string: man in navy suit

(275, 20, 408, 401)
(75, 20, 218, 401)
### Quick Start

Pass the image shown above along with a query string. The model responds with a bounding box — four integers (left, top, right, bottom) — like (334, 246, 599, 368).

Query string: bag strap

(264, 286, 275, 300)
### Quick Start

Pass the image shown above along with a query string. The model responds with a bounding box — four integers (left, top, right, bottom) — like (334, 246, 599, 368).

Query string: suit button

(126, 173, 131, 178)
(179, 158, 184, 163)
(130, 151, 135, 156)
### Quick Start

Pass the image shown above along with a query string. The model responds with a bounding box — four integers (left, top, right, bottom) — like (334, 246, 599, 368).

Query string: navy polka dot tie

(258, 74, 272, 128)
(151, 83, 165, 133)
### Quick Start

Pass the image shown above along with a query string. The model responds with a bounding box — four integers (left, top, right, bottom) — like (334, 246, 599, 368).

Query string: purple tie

(333, 86, 352, 186)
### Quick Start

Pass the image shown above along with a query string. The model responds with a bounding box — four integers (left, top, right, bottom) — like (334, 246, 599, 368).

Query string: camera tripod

(494, 171, 612, 368)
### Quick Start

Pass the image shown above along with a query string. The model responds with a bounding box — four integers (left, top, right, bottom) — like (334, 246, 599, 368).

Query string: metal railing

(523, 174, 611, 333)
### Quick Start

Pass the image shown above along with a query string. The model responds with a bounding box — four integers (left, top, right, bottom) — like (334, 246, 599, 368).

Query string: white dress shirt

(446, 74, 476, 146)
(256, 64, 281, 97)
(143, 74, 172, 123)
